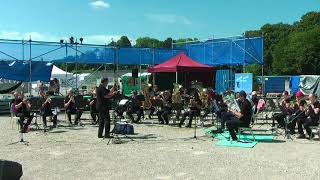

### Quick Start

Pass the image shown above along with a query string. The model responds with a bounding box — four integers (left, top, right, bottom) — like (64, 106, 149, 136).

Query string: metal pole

(152, 45, 155, 86)
(139, 52, 142, 91)
(75, 40, 78, 90)
(243, 35, 246, 73)
(65, 43, 68, 95)
(29, 36, 32, 96)
(176, 72, 178, 84)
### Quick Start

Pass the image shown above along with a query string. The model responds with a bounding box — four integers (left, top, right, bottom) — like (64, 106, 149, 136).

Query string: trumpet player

(41, 92, 58, 128)
(178, 91, 202, 128)
(297, 93, 320, 139)
(14, 92, 34, 133)
(272, 91, 292, 128)
(64, 90, 83, 125)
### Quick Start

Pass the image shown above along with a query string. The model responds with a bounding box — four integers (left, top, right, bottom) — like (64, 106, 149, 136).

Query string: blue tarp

(0, 60, 53, 81)
(185, 37, 263, 66)
(290, 76, 300, 94)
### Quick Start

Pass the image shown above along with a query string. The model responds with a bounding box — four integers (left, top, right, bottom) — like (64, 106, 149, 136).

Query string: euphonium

(142, 84, 152, 109)
(172, 83, 182, 104)
(199, 88, 209, 108)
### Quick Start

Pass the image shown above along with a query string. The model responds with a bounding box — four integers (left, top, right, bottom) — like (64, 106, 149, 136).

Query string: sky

(0, 0, 319, 44)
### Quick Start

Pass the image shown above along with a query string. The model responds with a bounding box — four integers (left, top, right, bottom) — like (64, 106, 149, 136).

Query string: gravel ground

(1, 113, 320, 180)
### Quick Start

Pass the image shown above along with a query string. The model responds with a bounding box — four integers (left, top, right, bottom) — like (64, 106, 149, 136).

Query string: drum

(113, 122, 134, 135)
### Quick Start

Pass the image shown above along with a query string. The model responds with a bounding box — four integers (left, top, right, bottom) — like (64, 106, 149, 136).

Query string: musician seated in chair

(126, 90, 143, 123)
(14, 92, 34, 133)
(297, 93, 320, 139)
(200, 89, 213, 119)
(285, 93, 306, 134)
(115, 90, 129, 119)
(272, 91, 292, 128)
(143, 87, 156, 119)
(225, 90, 252, 141)
(157, 91, 172, 124)
(178, 91, 202, 128)
(64, 90, 83, 125)
(41, 92, 57, 128)
(90, 93, 99, 124)
(216, 95, 231, 131)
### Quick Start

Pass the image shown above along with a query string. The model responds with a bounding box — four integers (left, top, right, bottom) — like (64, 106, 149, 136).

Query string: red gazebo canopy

(148, 52, 214, 73)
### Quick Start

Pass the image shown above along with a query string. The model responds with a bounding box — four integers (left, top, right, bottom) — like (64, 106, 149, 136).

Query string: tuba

(142, 83, 152, 109)
(172, 83, 182, 104)
(199, 88, 209, 108)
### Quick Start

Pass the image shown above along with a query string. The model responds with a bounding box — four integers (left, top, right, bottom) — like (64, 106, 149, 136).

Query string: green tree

(116, 36, 132, 47)
(162, 37, 173, 48)
(272, 27, 320, 75)
(135, 37, 162, 48)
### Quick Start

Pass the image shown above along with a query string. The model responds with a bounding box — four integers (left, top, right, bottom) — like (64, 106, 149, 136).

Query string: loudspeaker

(132, 68, 138, 78)
(0, 160, 23, 180)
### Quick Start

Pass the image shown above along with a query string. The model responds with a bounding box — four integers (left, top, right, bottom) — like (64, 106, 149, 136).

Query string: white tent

(121, 72, 151, 77)
(51, 65, 73, 80)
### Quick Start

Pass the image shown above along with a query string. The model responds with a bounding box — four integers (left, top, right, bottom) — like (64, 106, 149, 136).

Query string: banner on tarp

(235, 73, 253, 94)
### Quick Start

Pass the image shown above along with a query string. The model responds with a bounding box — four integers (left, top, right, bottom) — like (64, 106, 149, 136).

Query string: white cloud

(82, 35, 121, 44)
(146, 14, 192, 25)
(0, 31, 122, 44)
(0, 31, 61, 42)
(89, 0, 110, 9)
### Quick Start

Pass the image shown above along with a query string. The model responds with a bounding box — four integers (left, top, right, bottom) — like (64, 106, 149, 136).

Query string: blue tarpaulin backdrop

(0, 61, 53, 82)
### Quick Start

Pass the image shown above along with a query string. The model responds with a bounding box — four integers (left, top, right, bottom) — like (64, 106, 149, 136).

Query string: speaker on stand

(132, 68, 138, 79)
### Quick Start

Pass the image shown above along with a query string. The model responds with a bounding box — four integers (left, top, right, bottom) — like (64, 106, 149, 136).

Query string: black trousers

(127, 107, 143, 123)
(98, 109, 111, 138)
(220, 111, 233, 129)
(16, 113, 33, 132)
(226, 117, 250, 141)
(90, 109, 99, 122)
(297, 117, 319, 136)
(272, 113, 286, 127)
(157, 108, 171, 124)
(179, 109, 200, 127)
(66, 109, 83, 124)
(145, 106, 156, 117)
(115, 105, 126, 117)
(42, 111, 57, 127)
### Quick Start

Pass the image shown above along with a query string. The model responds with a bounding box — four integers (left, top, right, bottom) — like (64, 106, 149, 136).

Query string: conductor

(96, 77, 117, 138)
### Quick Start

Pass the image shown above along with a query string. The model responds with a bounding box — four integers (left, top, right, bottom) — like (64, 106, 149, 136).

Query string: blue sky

(0, 0, 319, 44)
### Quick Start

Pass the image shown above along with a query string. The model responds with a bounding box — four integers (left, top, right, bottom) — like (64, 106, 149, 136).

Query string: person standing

(96, 78, 117, 138)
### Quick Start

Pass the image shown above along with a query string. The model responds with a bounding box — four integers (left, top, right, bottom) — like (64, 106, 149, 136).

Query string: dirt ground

(0, 113, 320, 180)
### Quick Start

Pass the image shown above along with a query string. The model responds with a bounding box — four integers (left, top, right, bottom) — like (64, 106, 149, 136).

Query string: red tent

(148, 52, 214, 73)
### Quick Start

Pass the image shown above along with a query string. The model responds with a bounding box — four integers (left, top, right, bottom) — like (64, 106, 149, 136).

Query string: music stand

(29, 97, 43, 130)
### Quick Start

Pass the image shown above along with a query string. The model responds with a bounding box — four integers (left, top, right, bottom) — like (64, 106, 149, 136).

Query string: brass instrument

(161, 91, 171, 108)
(224, 93, 241, 112)
(172, 83, 182, 104)
(142, 83, 152, 109)
(199, 88, 210, 108)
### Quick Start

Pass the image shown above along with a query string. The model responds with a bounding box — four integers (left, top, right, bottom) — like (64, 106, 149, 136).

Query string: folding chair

(10, 104, 19, 129)
(237, 106, 257, 142)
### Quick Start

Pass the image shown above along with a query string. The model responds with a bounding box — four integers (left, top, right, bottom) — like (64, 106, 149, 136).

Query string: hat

(239, 90, 247, 98)
(101, 77, 108, 83)
(296, 90, 304, 98)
